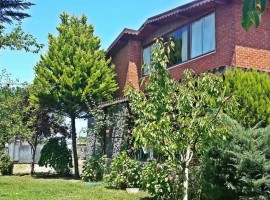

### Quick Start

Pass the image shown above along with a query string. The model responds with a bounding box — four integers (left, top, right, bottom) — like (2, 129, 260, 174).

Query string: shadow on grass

(29, 172, 75, 180)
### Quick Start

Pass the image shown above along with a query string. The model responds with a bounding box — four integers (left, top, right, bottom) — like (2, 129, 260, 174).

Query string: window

(166, 25, 188, 65)
(191, 12, 215, 58)
(142, 12, 215, 76)
(142, 45, 151, 76)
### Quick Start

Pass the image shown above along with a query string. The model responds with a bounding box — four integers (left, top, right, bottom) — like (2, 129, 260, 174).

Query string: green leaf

(259, 0, 268, 13)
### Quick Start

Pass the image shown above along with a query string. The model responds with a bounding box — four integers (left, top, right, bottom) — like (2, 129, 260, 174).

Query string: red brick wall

(112, 39, 141, 97)
(112, 44, 129, 97)
(232, 45, 270, 71)
(232, 0, 270, 70)
(234, 1, 270, 50)
(128, 39, 142, 83)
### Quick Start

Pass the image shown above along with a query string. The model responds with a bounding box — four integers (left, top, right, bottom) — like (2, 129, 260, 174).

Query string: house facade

(107, 0, 270, 98)
(86, 0, 270, 159)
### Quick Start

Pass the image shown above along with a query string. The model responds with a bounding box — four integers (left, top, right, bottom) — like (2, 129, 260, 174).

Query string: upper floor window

(191, 12, 215, 58)
(142, 12, 215, 76)
(166, 25, 188, 66)
(142, 45, 152, 76)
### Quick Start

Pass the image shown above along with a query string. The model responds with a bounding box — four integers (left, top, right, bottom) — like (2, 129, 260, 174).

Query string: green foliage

(142, 161, 183, 200)
(82, 156, 107, 182)
(126, 39, 233, 199)
(225, 68, 270, 128)
(31, 12, 118, 113)
(31, 12, 118, 178)
(0, 0, 43, 53)
(0, 71, 31, 149)
(0, 0, 34, 24)
(200, 122, 270, 199)
(107, 151, 142, 189)
(38, 137, 73, 176)
(127, 39, 231, 159)
(0, 24, 43, 53)
(242, 0, 268, 31)
(0, 152, 13, 175)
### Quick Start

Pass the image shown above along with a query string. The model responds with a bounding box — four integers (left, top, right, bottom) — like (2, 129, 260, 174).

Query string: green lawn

(0, 176, 150, 200)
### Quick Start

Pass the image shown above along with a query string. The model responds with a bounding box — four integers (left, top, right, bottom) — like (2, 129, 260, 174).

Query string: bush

(82, 156, 107, 182)
(225, 68, 270, 128)
(107, 151, 142, 189)
(0, 153, 13, 175)
(200, 123, 270, 199)
(38, 138, 73, 176)
(141, 160, 183, 200)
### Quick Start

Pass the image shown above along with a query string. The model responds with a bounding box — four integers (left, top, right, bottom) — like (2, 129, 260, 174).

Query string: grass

(0, 175, 150, 200)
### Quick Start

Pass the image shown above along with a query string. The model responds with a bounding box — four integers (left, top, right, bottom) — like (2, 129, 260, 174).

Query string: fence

(7, 140, 44, 164)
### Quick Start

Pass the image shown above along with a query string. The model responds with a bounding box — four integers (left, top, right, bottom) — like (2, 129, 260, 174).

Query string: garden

(2, 39, 270, 200)
(1, 1, 270, 200)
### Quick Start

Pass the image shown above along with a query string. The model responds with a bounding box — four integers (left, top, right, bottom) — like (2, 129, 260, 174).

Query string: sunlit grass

(0, 176, 150, 200)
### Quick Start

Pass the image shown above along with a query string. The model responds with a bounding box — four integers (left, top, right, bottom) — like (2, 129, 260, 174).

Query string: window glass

(203, 13, 215, 53)
(142, 12, 215, 77)
(142, 46, 151, 76)
(191, 12, 215, 58)
(167, 25, 188, 66)
(191, 19, 203, 58)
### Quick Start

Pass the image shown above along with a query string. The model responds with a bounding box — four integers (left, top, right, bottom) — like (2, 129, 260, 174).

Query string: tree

(0, 70, 30, 150)
(0, 0, 34, 24)
(225, 68, 270, 128)
(0, 25, 43, 53)
(126, 39, 234, 200)
(0, 0, 43, 53)
(242, 0, 268, 31)
(21, 90, 69, 175)
(31, 13, 118, 178)
(38, 137, 73, 176)
(200, 120, 270, 199)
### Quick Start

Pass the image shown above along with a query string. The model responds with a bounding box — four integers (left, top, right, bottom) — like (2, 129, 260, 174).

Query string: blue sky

(0, 0, 191, 133)
(0, 0, 191, 83)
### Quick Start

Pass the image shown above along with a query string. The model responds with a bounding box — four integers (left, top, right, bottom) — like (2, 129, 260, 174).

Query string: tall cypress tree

(31, 13, 118, 178)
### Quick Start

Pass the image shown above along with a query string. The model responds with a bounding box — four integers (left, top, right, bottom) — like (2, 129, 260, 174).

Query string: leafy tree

(225, 68, 270, 128)
(0, 70, 30, 150)
(38, 137, 73, 176)
(126, 39, 233, 200)
(242, 0, 268, 31)
(31, 13, 118, 178)
(0, 24, 43, 53)
(0, 0, 34, 24)
(0, 0, 43, 52)
(200, 121, 270, 199)
(22, 90, 69, 176)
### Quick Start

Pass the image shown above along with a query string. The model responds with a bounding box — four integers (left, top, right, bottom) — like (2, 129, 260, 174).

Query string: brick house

(107, 0, 270, 98)
(86, 0, 270, 159)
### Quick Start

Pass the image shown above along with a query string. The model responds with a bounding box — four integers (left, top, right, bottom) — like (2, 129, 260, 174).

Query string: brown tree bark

(71, 114, 79, 179)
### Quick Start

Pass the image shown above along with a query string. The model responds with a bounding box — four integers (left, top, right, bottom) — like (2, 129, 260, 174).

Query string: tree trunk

(183, 144, 192, 200)
(71, 115, 79, 179)
(183, 165, 189, 200)
(30, 135, 38, 176)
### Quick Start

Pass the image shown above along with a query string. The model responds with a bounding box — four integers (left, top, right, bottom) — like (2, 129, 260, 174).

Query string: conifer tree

(225, 68, 270, 128)
(201, 120, 270, 199)
(0, 0, 34, 24)
(31, 13, 118, 178)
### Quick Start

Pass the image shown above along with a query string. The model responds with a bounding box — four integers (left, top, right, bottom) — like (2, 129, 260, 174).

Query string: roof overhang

(106, 0, 231, 57)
